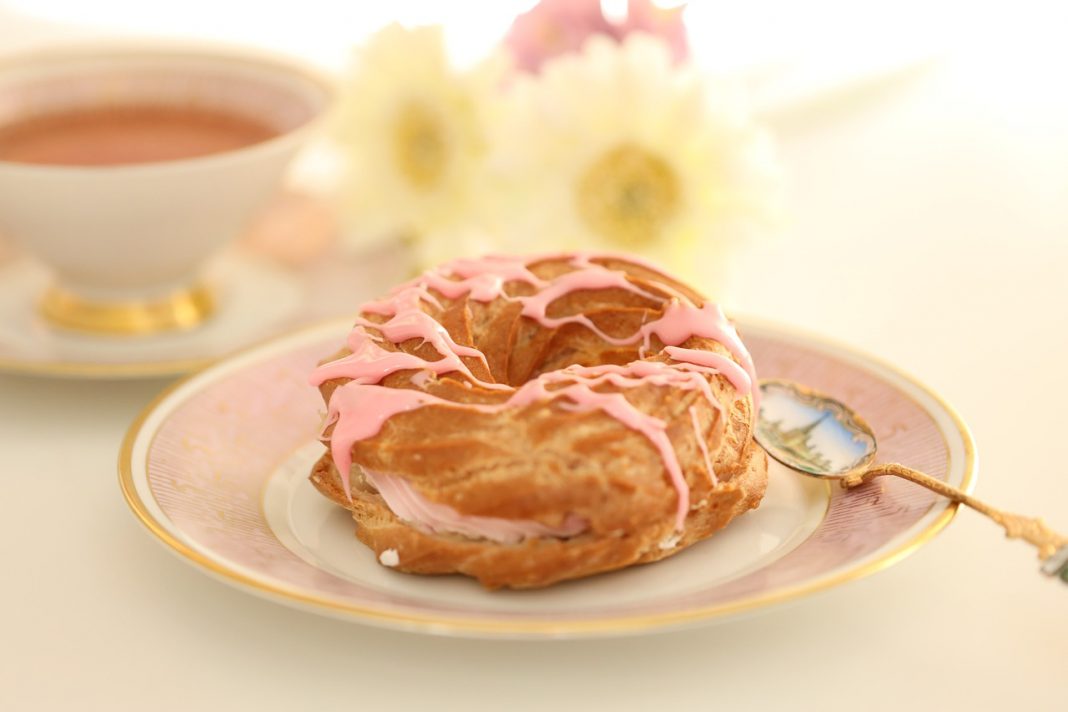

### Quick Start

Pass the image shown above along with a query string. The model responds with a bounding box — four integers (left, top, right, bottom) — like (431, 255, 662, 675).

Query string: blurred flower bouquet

(333, 0, 780, 295)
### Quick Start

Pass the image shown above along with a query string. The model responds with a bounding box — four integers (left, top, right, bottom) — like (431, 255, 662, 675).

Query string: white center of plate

(263, 443, 829, 612)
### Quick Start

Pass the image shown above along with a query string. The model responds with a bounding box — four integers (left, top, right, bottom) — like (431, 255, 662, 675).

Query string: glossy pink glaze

(326, 385, 442, 495)
(310, 330, 503, 392)
(443, 255, 548, 292)
(517, 264, 666, 345)
(663, 346, 752, 398)
(554, 250, 678, 280)
(311, 288, 510, 393)
(362, 282, 443, 316)
(507, 371, 691, 526)
(558, 361, 720, 408)
(353, 311, 488, 366)
(639, 301, 760, 411)
(325, 363, 695, 527)
(312, 252, 758, 537)
(364, 469, 588, 544)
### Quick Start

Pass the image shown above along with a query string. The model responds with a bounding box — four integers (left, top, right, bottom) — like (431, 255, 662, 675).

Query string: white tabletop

(2, 28, 1066, 712)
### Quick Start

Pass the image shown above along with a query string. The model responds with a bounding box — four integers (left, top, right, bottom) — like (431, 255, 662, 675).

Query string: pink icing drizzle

(311, 293, 508, 392)
(323, 359, 727, 531)
(324, 385, 442, 494)
(505, 372, 691, 525)
(640, 301, 760, 413)
(441, 255, 548, 293)
(663, 346, 752, 397)
(354, 311, 488, 367)
(312, 252, 758, 537)
(362, 281, 443, 316)
(517, 266, 666, 345)
(365, 469, 587, 544)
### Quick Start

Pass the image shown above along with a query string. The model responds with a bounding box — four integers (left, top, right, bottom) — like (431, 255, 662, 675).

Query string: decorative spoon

(754, 379, 1068, 582)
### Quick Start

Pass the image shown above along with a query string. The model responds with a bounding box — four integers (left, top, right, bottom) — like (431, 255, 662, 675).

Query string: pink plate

(119, 318, 976, 638)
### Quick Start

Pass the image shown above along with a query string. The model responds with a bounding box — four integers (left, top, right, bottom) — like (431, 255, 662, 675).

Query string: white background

(1, 2, 1066, 710)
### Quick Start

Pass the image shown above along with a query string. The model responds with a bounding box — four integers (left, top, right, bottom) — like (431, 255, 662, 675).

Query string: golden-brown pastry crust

(311, 254, 768, 589)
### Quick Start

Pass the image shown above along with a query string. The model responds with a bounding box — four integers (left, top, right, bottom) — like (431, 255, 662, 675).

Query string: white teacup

(0, 43, 334, 335)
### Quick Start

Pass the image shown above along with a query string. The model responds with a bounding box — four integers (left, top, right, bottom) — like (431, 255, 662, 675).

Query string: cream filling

(362, 469, 588, 545)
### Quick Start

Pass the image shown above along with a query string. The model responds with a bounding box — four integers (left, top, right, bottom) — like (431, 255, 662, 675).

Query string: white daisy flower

(333, 24, 506, 242)
(486, 34, 781, 290)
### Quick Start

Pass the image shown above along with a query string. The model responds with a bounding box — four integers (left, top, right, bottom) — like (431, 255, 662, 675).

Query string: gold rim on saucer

(40, 283, 216, 336)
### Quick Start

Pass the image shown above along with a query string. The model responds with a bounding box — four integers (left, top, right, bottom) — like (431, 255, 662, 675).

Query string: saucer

(119, 318, 976, 638)
(0, 241, 411, 379)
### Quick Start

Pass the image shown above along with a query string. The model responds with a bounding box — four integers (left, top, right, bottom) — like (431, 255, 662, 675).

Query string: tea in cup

(0, 43, 334, 335)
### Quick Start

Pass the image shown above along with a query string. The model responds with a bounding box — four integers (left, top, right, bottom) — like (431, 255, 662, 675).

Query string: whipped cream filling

(362, 468, 588, 545)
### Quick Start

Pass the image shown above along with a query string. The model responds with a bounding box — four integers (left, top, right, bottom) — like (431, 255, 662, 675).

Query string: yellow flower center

(576, 144, 679, 246)
(392, 101, 448, 190)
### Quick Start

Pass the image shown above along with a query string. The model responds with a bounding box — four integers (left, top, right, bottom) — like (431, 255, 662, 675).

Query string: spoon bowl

(755, 379, 876, 478)
(754, 377, 1068, 582)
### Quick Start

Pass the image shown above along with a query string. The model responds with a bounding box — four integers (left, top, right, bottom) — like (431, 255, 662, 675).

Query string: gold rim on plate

(117, 317, 978, 637)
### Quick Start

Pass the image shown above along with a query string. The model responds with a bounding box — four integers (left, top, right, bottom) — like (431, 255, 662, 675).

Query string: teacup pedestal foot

(40, 283, 215, 335)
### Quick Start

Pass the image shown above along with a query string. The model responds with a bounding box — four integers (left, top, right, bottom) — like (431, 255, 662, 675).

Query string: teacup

(0, 43, 334, 335)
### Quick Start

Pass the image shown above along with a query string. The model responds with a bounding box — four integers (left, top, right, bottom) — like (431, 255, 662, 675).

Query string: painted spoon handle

(844, 463, 1068, 581)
